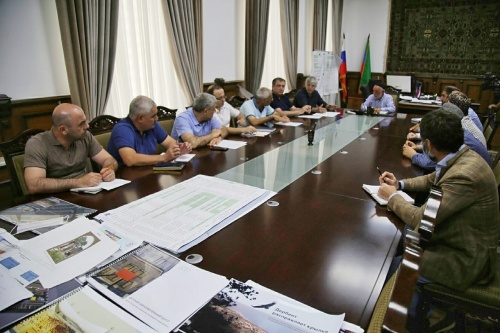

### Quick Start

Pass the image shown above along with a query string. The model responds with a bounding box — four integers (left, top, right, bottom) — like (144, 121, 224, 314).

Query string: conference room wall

(0, 0, 391, 101)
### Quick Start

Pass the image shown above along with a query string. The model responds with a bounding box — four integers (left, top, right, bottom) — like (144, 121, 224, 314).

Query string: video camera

(479, 72, 500, 92)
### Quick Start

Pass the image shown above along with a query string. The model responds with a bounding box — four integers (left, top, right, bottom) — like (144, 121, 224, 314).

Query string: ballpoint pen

(377, 167, 383, 176)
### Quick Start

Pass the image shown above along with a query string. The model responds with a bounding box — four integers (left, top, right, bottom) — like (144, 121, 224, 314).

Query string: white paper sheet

(87, 244, 228, 332)
(299, 114, 324, 119)
(70, 178, 131, 194)
(275, 121, 303, 127)
(17, 218, 120, 288)
(215, 140, 247, 149)
(174, 153, 196, 162)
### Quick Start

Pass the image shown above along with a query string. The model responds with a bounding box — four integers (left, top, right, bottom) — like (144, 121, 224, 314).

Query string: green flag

(358, 35, 371, 93)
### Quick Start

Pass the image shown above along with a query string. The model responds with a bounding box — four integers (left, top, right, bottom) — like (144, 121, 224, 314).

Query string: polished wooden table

(0, 112, 423, 329)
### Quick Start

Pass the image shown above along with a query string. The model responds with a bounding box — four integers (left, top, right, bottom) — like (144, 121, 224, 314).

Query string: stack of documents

(0, 197, 96, 234)
(87, 243, 228, 332)
(95, 175, 275, 253)
(176, 278, 364, 333)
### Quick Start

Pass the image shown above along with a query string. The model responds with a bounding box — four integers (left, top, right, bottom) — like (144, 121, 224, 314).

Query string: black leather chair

(0, 129, 44, 196)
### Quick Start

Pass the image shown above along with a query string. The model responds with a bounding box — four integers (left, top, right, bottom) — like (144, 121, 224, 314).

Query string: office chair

(156, 106, 177, 154)
(87, 115, 120, 171)
(227, 95, 246, 109)
(360, 85, 371, 100)
(415, 187, 500, 332)
(0, 129, 44, 196)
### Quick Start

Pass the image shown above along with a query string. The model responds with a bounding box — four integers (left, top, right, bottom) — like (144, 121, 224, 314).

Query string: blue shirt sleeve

(411, 152, 437, 171)
(171, 112, 191, 141)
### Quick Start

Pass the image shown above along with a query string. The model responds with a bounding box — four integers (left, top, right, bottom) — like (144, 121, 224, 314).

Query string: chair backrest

(380, 187, 443, 332)
(88, 115, 121, 172)
(483, 110, 498, 150)
(492, 153, 500, 187)
(0, 129, 44, 196)
(88, 115, 121, 135)
(227, 95, 246, 109)
(156, 106, 177, 154)
(360, 85, 371, 100)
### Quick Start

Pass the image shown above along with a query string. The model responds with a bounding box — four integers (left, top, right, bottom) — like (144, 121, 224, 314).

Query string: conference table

(0, 111, 424, 329)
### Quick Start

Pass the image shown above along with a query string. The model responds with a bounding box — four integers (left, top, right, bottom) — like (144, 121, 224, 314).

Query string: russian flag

(339, 33, 347, 106)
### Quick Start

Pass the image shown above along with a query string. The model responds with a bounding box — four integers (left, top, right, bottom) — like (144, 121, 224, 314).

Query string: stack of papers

(0, 218, 119, 311)
(87, 244, 228, 332)
(70, 178, 130, 194)
(176, 278, 355, 333)
(0, 197, 96, 234)
(362, 184, 415, 206)
(95, 175, 275, 253)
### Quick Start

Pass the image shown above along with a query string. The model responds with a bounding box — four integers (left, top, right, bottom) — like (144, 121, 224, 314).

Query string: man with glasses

(206, 84, 256, 136)
(171, 93, 228, 149)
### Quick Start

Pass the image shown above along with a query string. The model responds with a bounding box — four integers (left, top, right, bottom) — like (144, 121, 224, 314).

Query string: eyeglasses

(215, 95, 226, 101)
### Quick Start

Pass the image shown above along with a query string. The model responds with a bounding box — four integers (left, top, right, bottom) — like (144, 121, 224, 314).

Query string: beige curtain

(245, 0, 271, 94)
(313, 0, 328, 51)
(162, 0, 203, 103)
(331, 0, 343, 54)
(279, 0, 299, 90)
(55, 0, 119, 119)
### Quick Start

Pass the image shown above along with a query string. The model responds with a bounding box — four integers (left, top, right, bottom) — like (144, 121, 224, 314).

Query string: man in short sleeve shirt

(24, 103, 117, 194)
(171, 93, 228, 149)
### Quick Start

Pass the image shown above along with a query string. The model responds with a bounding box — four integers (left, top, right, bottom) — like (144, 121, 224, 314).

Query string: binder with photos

(86, 243, 228, 332)
(5, 285, 156, 333)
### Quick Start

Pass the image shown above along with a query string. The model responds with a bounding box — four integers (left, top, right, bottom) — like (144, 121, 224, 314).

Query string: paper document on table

(299, 114, 323, 119)
(216, 140, 247, 149)
(174, 153, 196, 162)
(95, 175, 275, 253)
(321, 111, 340, 117)
(87, 244, 228, 332)
(275, 121, 303, 126)
(245, 280, 364, 333)
(177, 279, 345, 333)
(6, 218, 120, 289)
(8, 286, 157, 333)
(70, 178, 130, 194)
(0, 197, 96, 234)
(362, 184, 414, 206)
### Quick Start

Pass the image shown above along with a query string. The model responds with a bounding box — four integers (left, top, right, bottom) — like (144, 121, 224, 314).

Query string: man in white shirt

(206, 85, 256, 135)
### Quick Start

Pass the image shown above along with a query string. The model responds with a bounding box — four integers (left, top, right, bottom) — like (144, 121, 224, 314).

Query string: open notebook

(362, 184, 414, 206)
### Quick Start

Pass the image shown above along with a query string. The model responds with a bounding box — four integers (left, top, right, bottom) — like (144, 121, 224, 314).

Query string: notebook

(362, 184, 415, 206)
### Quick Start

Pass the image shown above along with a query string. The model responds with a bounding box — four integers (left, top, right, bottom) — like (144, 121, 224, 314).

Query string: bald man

(24, 103, 117, 194)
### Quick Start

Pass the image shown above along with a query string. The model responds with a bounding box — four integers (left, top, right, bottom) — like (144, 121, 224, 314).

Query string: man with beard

(378, 109, 499, 332)
(24, 103, 117, 194)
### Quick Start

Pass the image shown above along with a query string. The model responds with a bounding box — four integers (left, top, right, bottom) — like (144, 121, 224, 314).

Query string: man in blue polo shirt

(171, 93, 228, 149)
(240, 87, 290, 128)
(107, 95, 192, 167)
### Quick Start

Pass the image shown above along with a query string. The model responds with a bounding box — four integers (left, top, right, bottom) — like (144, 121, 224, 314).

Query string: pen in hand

(377, 167, 383, 177)
(100, 162, 116, 175)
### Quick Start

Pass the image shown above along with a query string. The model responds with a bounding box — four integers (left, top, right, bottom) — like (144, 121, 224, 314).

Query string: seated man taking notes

(171, 93, 228, 149)
(107, 95, 192, 167)
(24, 103, 117, 194)
(378, 109, 498, 332)
(360, 83, 396, 115)
(293, 76, 338, 113)
(240, 87, 290, 127)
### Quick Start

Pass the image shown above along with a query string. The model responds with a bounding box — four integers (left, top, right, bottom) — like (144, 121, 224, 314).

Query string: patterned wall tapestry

(387, 0, 500, 76)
